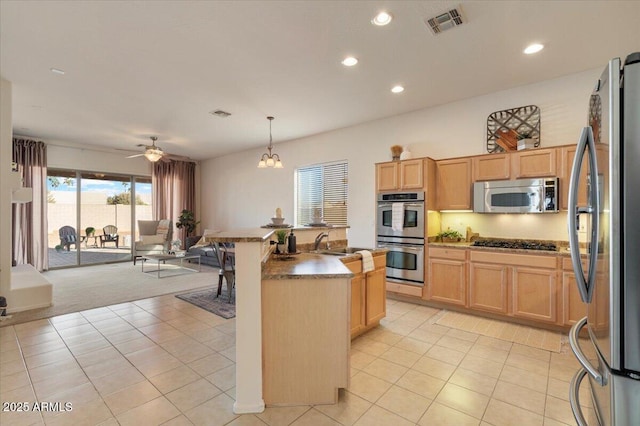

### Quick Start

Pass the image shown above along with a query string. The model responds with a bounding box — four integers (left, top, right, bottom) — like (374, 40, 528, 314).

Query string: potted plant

(176, 209, 200, 237)
(54, 244, 64, 253)
(85, 226, 95, 237)
(275, 230, 288, 253)
(437, 228, 463, 243)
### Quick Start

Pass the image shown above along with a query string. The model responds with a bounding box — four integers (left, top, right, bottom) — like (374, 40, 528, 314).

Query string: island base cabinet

(365, 268, 386, 325)
(346, 254, 387, 339)
(262, 278, 350, 406)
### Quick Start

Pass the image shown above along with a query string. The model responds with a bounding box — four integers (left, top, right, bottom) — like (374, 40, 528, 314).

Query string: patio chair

(58, 226, 82, 251)
(100, 225, 119, 248)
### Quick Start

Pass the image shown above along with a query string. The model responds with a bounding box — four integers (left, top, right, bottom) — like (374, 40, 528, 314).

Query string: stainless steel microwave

(473, 177, 559, 213)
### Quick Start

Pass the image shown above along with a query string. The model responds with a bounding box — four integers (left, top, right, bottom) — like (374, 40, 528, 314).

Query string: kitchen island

(206, 230, 383, 409)
(262, 253, 353, 406)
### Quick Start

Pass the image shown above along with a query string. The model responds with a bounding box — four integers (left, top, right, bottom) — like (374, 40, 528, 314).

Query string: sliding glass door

(47, 169, 152, 268)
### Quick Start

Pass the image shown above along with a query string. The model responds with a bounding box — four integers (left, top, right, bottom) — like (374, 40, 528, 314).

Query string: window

(295, 161, 348, 226)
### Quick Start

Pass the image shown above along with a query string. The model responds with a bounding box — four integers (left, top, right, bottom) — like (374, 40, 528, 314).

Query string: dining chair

(213, 242, 235, 302)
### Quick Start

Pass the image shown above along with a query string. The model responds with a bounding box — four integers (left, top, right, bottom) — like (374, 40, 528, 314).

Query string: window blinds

(295, 161, 348, 226)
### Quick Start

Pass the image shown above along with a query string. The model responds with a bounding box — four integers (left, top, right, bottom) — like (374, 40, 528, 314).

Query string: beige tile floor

(0, 296, 594, 426)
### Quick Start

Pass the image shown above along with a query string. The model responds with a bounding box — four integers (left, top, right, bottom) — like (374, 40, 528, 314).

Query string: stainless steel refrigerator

(567, 52, 640, 425)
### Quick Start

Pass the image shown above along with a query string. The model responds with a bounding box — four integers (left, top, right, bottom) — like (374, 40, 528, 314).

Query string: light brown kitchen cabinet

(365, 267, 386, 325)
(469, 251, 557, 324)
(512, 148, 557, 178)
(376, 162, 399, 191)
(472, 154, 510, 181)
(376, 159, 424, 192)
(344, 259, 366, 336)
(436, 158, 472, 210)
(344, 254, 387, 339)
(561, 257, 588, 326)
(428, 247, 467, 306)
(468, 262, 509, 314)
(512, 266, 557, 323)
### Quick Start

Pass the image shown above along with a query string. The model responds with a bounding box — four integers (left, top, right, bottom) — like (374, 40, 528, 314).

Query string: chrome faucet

(314, 232, 330, 251)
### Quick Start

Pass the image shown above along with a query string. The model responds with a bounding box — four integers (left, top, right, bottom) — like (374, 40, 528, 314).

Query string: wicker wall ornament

(486, 105, 540, 153)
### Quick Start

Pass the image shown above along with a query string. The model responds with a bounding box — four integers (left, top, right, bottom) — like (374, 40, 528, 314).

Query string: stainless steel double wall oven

(376, 192, 425, 286)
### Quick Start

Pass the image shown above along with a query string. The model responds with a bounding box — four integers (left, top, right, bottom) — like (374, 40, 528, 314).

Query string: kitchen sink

(315, 247, 367, 256)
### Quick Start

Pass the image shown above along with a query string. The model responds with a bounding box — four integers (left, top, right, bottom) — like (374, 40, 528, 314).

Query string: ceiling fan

(125, 136, 192, 162)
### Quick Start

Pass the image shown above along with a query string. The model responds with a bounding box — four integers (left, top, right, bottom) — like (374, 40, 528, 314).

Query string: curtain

(152, 160, 196, 245)
(12, 138, 48, 271)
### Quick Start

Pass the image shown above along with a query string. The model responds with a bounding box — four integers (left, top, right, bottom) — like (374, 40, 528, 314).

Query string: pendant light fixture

(257, 116, 283, 168)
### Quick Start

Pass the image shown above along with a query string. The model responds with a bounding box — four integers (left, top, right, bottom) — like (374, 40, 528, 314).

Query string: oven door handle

(378, 203, 423, 208)
(377, 244, 423, 251)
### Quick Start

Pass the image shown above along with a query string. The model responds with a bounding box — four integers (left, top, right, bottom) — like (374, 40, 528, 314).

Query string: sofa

(185, 235, 221, 268)
(133, 219, 172, 264)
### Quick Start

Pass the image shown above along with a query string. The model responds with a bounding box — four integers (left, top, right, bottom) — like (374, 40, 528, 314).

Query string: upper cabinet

(436, 158, 472, 210)
(376, 159, 424, 191)
(472, 154, 510, 181)
(512, 148, 557, 178)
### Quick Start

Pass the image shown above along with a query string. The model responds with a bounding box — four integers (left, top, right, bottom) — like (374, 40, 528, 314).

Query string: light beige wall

(1, 78, 12, 298)
(201, 68, 601, 248)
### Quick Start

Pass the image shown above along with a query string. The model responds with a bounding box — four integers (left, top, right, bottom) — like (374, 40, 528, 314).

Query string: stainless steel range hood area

(473, 177, 560, 214)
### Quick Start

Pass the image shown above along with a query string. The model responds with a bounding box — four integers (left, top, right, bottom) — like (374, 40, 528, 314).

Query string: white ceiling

(2, 1, 639, 161)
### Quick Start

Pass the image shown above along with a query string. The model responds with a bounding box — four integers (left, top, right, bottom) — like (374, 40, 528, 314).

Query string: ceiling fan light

(144, 149, 163, 162)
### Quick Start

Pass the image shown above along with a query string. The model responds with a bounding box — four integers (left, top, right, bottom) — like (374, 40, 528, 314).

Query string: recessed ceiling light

(372, 11, 393, 26)
(50, 68, 65, 75)
(523, 43, 544, 55)
(341, 56, 358, 67)
(391, 85, 405, 94)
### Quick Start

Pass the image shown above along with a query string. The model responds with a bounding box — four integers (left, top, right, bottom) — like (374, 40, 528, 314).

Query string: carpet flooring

(1, 262, 220, 327)
(175, 288, 236, 319)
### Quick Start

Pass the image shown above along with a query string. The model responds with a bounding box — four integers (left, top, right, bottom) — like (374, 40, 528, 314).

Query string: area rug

(175, 288, 236, 319)
(435, 310, 563, 353)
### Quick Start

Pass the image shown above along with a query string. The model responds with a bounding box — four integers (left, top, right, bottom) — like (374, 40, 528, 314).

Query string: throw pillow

(140, 235, 165, 245)
(156, 219, 171, 239)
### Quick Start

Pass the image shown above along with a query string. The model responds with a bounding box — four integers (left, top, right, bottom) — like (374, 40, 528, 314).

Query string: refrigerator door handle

(569, 368, 589, 426)
(567, 126, 600, 303)
(569, 316, 606, 386)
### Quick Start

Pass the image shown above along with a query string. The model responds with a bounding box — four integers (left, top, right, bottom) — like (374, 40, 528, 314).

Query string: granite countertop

(204, 228, 273, 243)
(262, 247, 387, 280)
(260, 224, 350, 230)
(428, 240, 583, 256)
(262, 252, 354, 280)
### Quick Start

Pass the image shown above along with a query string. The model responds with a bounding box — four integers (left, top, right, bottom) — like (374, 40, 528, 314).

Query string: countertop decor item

(399, 146, 412, 160)
(257, 116, 283, 168)
(390, 144, 403, 160)
(486, 105, 540, 153)
(437, 228, 463, 242)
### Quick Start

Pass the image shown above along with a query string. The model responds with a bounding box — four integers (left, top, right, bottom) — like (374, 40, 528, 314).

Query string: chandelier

(257, 116, 283, 168)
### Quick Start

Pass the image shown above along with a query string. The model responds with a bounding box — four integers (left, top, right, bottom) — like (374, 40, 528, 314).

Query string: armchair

(133, 219, 172, 264)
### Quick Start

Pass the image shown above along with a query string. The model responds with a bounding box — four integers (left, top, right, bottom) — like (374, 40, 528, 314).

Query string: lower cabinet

(427, 248, 467, 306)
(561, 257, 588, 326)
(512, 266, 557, 323)
(469, 251, 558, 325)
(344, 254, 387, 339)
(469, 262, 508, 314)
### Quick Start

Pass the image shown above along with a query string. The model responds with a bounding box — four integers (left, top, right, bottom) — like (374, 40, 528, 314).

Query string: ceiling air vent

(425, 6, 464, 35)
(210, 110, 232, 118)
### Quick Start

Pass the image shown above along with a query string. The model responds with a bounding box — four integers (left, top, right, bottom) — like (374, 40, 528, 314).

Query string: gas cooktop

(471, 239, 557, 251)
